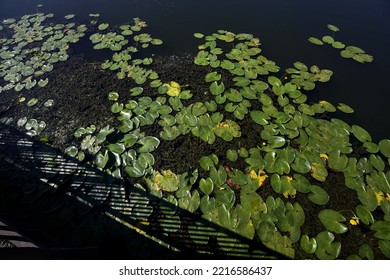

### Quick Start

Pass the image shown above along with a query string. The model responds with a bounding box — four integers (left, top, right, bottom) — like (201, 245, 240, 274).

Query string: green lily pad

(130, 87, 144, 96)
(291, 156, 311, 174)
(250, 110, 270, 125)
(137, 136, 160, 153)
(125, 164, 145, 178)
(220, 59, 235, 70)
(318, 209, 348, 234)
(199, 177, 214, 195)
(200, 195, 216, 214)
(226, 149, 238, 162)
(332, 41, 345, 49)
(308, 37, 324, 45)
(327, 24, 340, 32)
(43, 99, 55, 107)
(95, 150, 109, 169)
(209, 81, 225, 95)
(337, 103, 354, 113)
(322, 35, 334, 44)
(179, 190, 200, 213)
(300, 234, 317, 254)
(65, 146, 78, 157)
(379, 240, 390, 258)
(379, 139, 390, 158)
(27, 98, 38, 107)
(371, 221, 390, 240)
(308, 185, 329, 205)
(108, 91, 119, 101)
(111, 102, 124, 113)
(352, 125, 372, 143)
(315, 231, 341, 260)
(154, 170, 179, 192)
(356, 204, 374, 225)
(98, 23, 109, 31)
(194, 32, 204, 38)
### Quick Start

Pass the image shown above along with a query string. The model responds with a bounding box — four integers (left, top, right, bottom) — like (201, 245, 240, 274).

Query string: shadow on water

(0, 123, 288, 260)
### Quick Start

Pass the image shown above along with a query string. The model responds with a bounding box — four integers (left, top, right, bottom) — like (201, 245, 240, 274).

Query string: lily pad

(327, 24, 340, 32)
(308, 37, 324, 45)
(379, 139, 390, 158)
(300, 234, 317, 254)
(315, 231, 341, 260)
(98, 23, 109, 31)
(352, 125, 372, 143)
(308, 185, 329, 205)
(318, 209, 348, 234)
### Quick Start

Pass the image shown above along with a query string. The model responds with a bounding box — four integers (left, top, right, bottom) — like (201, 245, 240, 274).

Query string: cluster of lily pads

(89, 17, 163, 84)
(63, 24, 390, 259)
(0, 13, 88, 93)
(308, 24, 374, 63)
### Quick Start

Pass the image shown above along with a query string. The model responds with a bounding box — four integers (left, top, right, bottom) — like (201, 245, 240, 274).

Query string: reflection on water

(1, 0, 390, 140)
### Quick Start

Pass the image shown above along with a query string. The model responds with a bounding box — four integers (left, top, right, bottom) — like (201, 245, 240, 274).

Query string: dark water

(1, 0, 390, 141)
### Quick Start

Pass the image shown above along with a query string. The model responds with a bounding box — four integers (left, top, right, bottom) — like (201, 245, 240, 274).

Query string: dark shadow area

(0, 123, 288, 259)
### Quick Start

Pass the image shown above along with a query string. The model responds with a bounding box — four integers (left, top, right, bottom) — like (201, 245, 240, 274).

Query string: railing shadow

(0, 123, 288, 259)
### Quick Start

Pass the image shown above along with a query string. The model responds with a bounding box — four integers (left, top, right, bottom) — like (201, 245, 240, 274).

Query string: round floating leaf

(379, 240, 390, 258)
(107, 143, 126, 154)
(65, 146, 78, 157)
(300, 234, 317, 254)
(194, 32, 204, 39)
(291, 156, 311, 174)
(356, 204, 374, 225)
(379, 139, 390, 158)
(125, 165, 145, 178)
(199, 177, 214, 195)
(95, 150, 109, 169)
(337, 103, 354, 113)
(352, 125, 372, 143)
(371, 221, 390, 240)
(205, 71, 221, 82)
(250, 110, 270, 125)
(315, 231, 341, 260)
(327, 24, 340, 32)
(137, 136, 160, 153)
(308, 37, 324, 45)
(130, 87, 144, 96)
(268, 136, 286, 149)
(38, 78, 49, 87)
(43, 99, 54, 107)
(27, 98, 38, 107)
(108, 91, 119, 101)
(318, 209, 348, 234)
(209, 81, 225, 95)
(111, 102, 124, 113)
(308, 185, 329, 205)
(64, 14, 75, 19)
(226, 149, 238, 162)
(98, 23, 109, 30)
(322, 35, 334, 44)
(332, 41, 345, 49)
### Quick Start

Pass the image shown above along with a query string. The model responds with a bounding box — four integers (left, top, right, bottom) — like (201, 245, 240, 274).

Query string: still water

(1, 0, 390, 141)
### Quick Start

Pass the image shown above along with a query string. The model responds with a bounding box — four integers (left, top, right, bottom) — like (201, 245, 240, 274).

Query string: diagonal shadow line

(0, 123, 289, 259)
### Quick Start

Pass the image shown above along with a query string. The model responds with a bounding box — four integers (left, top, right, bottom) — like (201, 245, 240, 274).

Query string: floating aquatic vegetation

(0, 12, 87, 93)
(308, 24, 374, 63)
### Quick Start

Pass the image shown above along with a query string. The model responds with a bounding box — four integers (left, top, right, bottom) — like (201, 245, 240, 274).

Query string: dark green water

(1, 0, 389, 141)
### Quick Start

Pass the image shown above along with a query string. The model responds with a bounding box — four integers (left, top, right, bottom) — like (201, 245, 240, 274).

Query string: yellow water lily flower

(250, 169, 268, 188)
(320, 153, 329, 160)
(376, 191, 390, 205)
(349, 218, 359, 226)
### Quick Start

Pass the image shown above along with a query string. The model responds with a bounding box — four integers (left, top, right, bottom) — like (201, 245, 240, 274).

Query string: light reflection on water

(1, 0, 390, 140)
